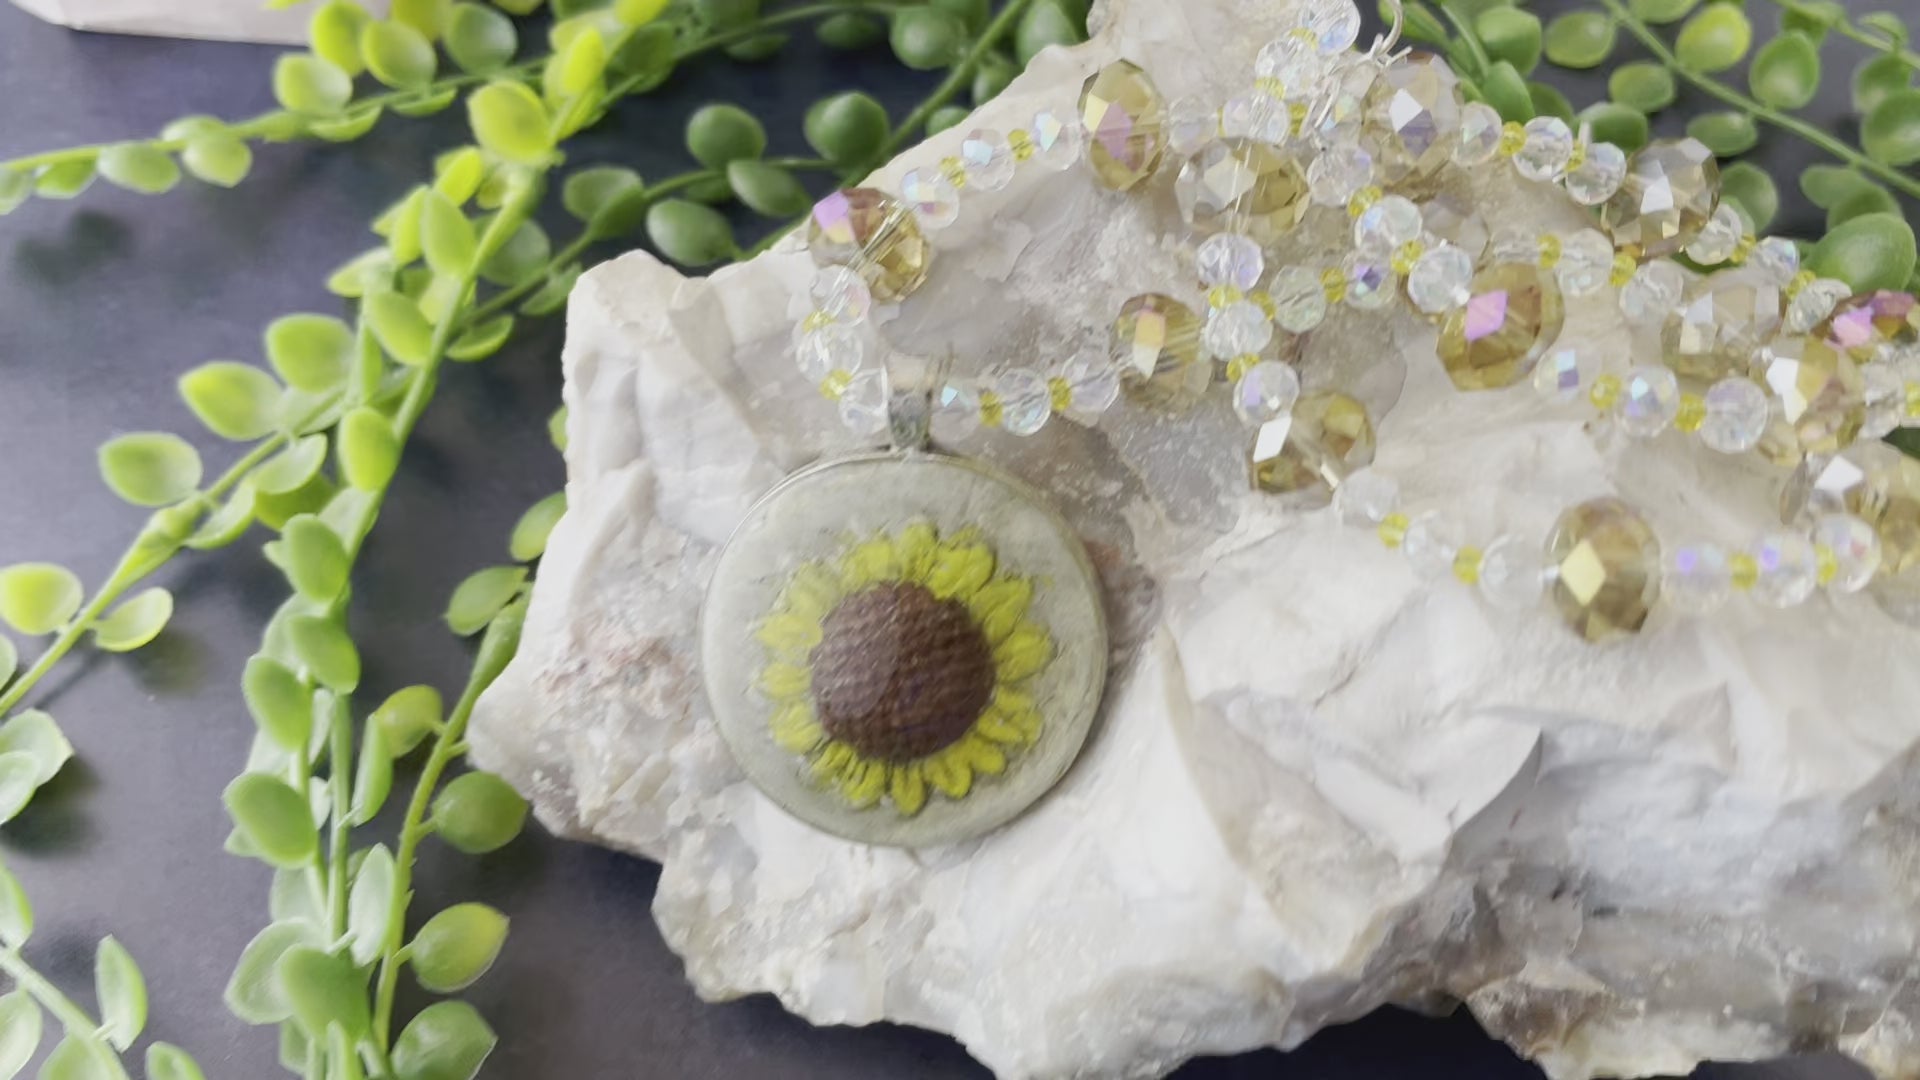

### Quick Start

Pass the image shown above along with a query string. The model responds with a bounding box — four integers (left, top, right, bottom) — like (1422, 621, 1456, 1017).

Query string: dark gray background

(0, 2, 1887, 1077)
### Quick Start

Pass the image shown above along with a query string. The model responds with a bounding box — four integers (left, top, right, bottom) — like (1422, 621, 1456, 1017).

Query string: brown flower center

(809, 582, 995, 762)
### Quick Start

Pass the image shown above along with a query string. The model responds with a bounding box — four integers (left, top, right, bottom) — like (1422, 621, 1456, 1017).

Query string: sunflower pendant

(701, 452, 1107, 848)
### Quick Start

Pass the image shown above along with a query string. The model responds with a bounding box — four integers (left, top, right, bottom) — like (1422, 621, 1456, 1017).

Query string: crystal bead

(1619, 259, 1685, 327)
(1555, 229, 1616, 297)
(1219, 92, 1289, 143)
(1271, 265, 1328, 332)
(1547, 497, 1662, 642)
(837, 368, 890, 437)
(1533, 346, 1590, 403)
(1660, 268, 1785, 382)
(1112, 294, 1208, 407)
(993, 368, 1052, 436)
(1364, 54, 1464, 184)
(1699, 376, 1770, 454)
(1684, 203, 1746, 266)
(1408, 244, 1474, 314)
(1059, 350, 1120, 417)
(1342, 256, 1394, 311)
(1079, 60, 1168, 192)
(1197, 233, 1265, 291)
(1231, 360, 1301, 425)
(1204, 301, 1275, 360)
(1663, 542, 1732, 615)
(1821, 290, 1920, 359)
(1315, 62, 1377, 136)
(959, 129, 1015, 191)
(1813, 513, 1882, 593)
(1563, 141, 1627, 205)
(1250, 391, 1375, 506)
(1747, 236, 1801, 287)
(1513, 117, 1574, 181)
(1402, 513, 1462, 581)
(1334, 468, 1399, 526)
(899, 167, 960, 230)
(1600, 138, 1719, 259)
(1619, 364, 1681, 437)
(1255, 34, 1323, 93)
(1455, 102, 1503, 165)
(1784, 278, 1851, 334)
(1353, 195, 1424, 261)
(795, 323, 865, 383)
(1029, 108, 1083, 170)
(1784, 450, 1865, 522)
(1863, 360, 1905, 440)
(1784, 444, 1920, 583)
(1479, 534, 1546, 610)
(1438, 261, 1566, 390)
(1420, 192, 1489, 260)
(1750, 530, 1818, 608)
(1304, 0, 1362, 52)
(1308, 141, 1374, 207)
(931, 381, 981, 442)
(1176, 139, 1310, 244)
(807, 188, 932, 303)
(1755, 334, 1867, 458)
(1166, 96, 1217, 157)
(810, 266, 872, 323)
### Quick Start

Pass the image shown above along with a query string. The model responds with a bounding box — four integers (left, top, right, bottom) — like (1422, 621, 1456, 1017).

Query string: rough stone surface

(8, 0, 374, 42)
(469, 2, 1920, 1078)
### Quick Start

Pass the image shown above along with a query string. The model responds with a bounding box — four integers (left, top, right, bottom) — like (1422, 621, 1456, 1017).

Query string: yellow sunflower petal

(974, 708, 1031, 745)
(811, 742, 856, 784)
(991, 687, 1044, 739)
(924, 751, 973, 799)
(959, 733, 1007, 776)
(780, 562, 842, 622)
(926, 540, 995, 601)
(893, 521, 939, 584)
(994, 624, 1054, 683)
(755, 612, 823, 656)
(840, 760, 888, 808)
(769, 702, 825, 753)
(839, 534, 900, 590)
(967, 577, 1033, 645)
(757, 662, 811, 700)
(889, 765, 928, 816)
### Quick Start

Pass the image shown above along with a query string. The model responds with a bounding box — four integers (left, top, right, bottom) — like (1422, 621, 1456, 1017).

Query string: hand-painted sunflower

(753, 521, 1055, 816)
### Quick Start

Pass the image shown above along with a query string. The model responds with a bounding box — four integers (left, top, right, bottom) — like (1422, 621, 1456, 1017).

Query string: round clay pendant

(701, 452, 1108, 848)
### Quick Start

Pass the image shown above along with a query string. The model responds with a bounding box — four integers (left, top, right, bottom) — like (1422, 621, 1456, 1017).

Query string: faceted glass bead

(796, 323, 866, 383)
(1663, 542, 1732, 615)
(1249, 391, 1375, 507)
(1363, 53, 1464, 185)
(899, 167, 960, 230)
(1438, 262, 1566, 390)
(931, 381, 981, 442)
(1079, 60, 1168, 192)
(1660, 269, 1785, 382)
(1304, 0, 1362, 52)
(1700, 376, 1770, 454)
(1256, 34, 1324, 93)
(1175, 139, 1310, 244)
(807, 188, 932, 303)
(1111, 294, 1208, 407)
(1271, 265, 1329, 332)
(1342, 256, 1394, 311)
(1421, 192, 1489, 260)
(1546, 497, 1663, 642)
(1532, 346, 1590, 403)
(1513, 117, 1574, 181)
(1204, 301, 1275, 360)
(1166, 96, 1217, 157)
(1403, 513, 1462, 581)
(1819, 290, 1920, 360)
(1060, 350, 1120, 417)
(1408, 244, 1474, 314)
(1197, 233, 1265, 291)
(1748, 236, 1800, 287)
(811, 266, 872, 323)
(1353, 195, 1424, 261)
(1683, 203, 1746, 266)
(960, 129, 1016, 191)
(1029, 109, 1083, 170)
(838, 368, 890, 437)
(1600, 138, 1720, 259)
(1555, 230, 1616, 297)
(1564, 141, 1627, 205)
(994, 368, 1053, 436)
(1455, 102, 1503, 165)
(1479, 535, 1546, 610)
(1619, 364, 1680, 437)
(1783, 450, 1866, 523)
(1232, 360, 1301, 425)
(1862, 360, 1905, 440)
(1750, 530, 1818, 608)
(1334, 468, 1399, 526)
(1754, 334, 1867, 457)
(1314, 63, 1377, 137)
(1813, 513, 1882, 593)
(1784, 278, 1852, 334)
(1308, 142, 1374, 207)
(1786, 443, 1920, 581)
(1620, 259, 1686, 327)
(1219, 92, 1288, 143)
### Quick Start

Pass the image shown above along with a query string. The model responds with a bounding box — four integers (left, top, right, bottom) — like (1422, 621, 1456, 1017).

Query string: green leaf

(890, 6, 965, 69)
(478, 217, 551, 290)
(364, 292, 433, 366)
(275, 947, 371, 1040)
(1861, 12, 1908, 47)
(561, 165, 641, 224)
(0, 171, 29, 217)
(1809, 212, 1917, 293)
(0, 564, 82, 636)
(97, 142, 180, 194)
(445, 566, 527, 636)
(645, 199, 736, 267)
(685, 104, 767, 169)
(925, 104, 970, 135)
(308, 0, 370, 75)
(99, 432, 202, 507)
(0, 862, 30, 947)
(254, 435, 329, 499)
(971, 52, 1019, 104)
(420, 190, 478, 276)
(0, 756, 37, 825)
(392, 1001, 496, 1080)
(409, 903, 509, 993)
(185, 484, 257, 551)
(338, 407, 402, 491)
(549, 24, 610, 99)
(1543, 11, 1615, 68)
(1827, 183, 1902, 229)
(267, 314, 355, 392)
(225, 921, 319, 1024)
(1854, 53, 1915, 116)
(1685, 110, 1758, 154)
(1528, 81, 1574, 124)
(345, 844, 395, 966)
(1479, 59, 1535, 121)
(144, 1044, 207, 1080)
(179, 361, 281, 441)
(1748, 31, 1820, 109)
(244, 655, 314, 751)
(1477, 8, 1542, 74)
(349, 721, 393, 827)
(1396, 0, 1449, 46)
(1800, 164, 1881, 209)
(448, 315, 515, 362)
(804, 92, 890, 168)
(1014, 0, 1083, 65)
(1718, 160, 1778, 232)
(328, 1028, 365, 1080)
(818, 12, 883, 49)
(1675, 4, 1751, 74)
(0, 637, 14, 688)
(467, 81, 554, 165)
(282, 515, 351, 602)
(224, 773, 319, 869)
(181, 134, 252, 188)
(447, 2, 518, 72)
(1863, 88, 1920, 166)
(363, 19, 437, 89)
(1780, 0, 1844, 39)
(519, 264, 582, 316)
(430, 771, 528, 854)
(92, 588, 172, 652)
(509, 492, 566, 561)
(311, 105, 384, 142)
(1578, 102, 1649, 152)
(94, 937, 147, 1051)
(287, 614, 360, 691)
(0, 990, 43, 1080)
(373, 686, 442, 758)
(1630, 0, 1698, 24)
(433, 147, 487, 206)
(0, 712, 69, 789)
(392, 0, 451, 37)
(548, 405, 568, 452)
(34, 160, 95, 200)
(273, 54, 353, 116)
(726, 160, 811, 217)
(39, 1036, 119, 1080)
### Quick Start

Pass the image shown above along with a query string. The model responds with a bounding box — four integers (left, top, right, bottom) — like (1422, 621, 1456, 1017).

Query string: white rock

(8, 0, 385, 43)
(469, 1, 1920, 1077)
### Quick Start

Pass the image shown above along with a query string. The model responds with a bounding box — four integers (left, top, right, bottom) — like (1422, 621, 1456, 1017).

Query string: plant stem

(876, 0, 1037, 162)
(1757, 0, 1920, 74)
(1601, 0, 1920, 202)
(0, 946, 129, 1079)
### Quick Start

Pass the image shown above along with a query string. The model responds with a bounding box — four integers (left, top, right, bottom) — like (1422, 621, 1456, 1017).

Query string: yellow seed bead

(941, 156, 968, 189)
(1347, 185, 1382, 218)
(1536, 234, 1562, 269)
(1391, 240, 1426, 277)
(1731, 234, 1756, 265)
(1589, 373, 1622, 411)
(1378, 512, 1411, 549)
(1225, 354, 1258, 382)
(1208, 284, 1245, 310)
(1497, 121, 1527, 157)
(1320, 266, 1348, 303)
(802, 310, 834, 333)
(978, 390, 1003, 428)
(1288, 101, 1309, 137)
(820, 369, 853, 400)
(1816, 545, 1840, 586)
(1730, 553, 1759, 591)
(1255, 76, 1285, 99)
(1608, 252, 1638, 287)
(1453, 546, 1484, 586)
(1787, 269, 1816, 298)
(1048, 376, 1072, 413)
(1248, 290, 1276, 319)
(1675, 392, 1707, 433)
(1906, 381, 1920, 419)
(1288, 26, 1316, 46)
(1564, 141, 1587, 173)
(1008, 129, 1035, 162)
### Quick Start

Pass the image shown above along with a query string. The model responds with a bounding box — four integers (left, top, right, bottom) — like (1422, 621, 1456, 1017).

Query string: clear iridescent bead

(1479, 534, 1546, 611)
(810, 266, 872, 323)
(1785, 278, 1852, 335)
(1353, 195, 1424, 262)
(1232, 360, 1301, 425)
(1683, 203, 1745, 266)
(899, 167, 960, 230)
(1663, 542, 1732, 615)
(1204, 301, 1275, 360)
(1563, 141, 1627, 206)
(796, 323, 866, 383)
(1747, 236, 1800, 287)
(1403, 513, 1463, 581)
(1555, 229, 1616, 296)
(1861, 360, 1905, 439)
(1813, 513, 1882, 593)
(1256, 34, 1323, 93)
(1220, 92, 1289, 143)
(960, 129, 1016, 191)
(1060, 350, 1120, 417)
(1618, 364, 1681, 437)
(1343, 255, 1394, 310)
(1533, 346, 1590, 403)
(838, 368, 889, 437)
(1408, 244, 1474, 314)
(1308, 142, 1374, 207)
(1455, 102, 1503, 165)
(1334, 467, 1399, 527)
(931, 381, 981, 442)
(1303, 0, 1362, 52)
(1197, 232, 1265, 291)
(1513, 117, 1574, 181)
(1750, 530, 1818, 608)
(1029, 109, 1084, 170)
(994, 368, 1053, 436)
(1700, 376, 1770, 454)
(1271, 265, 1329, 332)
(1620, 259, 1685, 327)
(1166, 96, 1217, 157)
